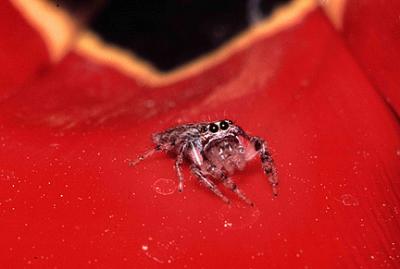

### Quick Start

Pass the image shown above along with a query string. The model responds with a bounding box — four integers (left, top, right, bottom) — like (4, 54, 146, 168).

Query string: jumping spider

(130, 119, 278, 206)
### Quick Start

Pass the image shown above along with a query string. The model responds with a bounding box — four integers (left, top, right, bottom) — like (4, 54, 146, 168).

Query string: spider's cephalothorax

(130, 119, 278, 206)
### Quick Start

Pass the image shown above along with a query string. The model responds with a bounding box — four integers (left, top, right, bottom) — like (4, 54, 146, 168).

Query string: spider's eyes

(219, 120, 229, 130)
(209, 123, 219, 133)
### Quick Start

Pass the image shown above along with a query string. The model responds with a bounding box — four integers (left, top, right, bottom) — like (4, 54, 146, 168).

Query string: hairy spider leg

(190, 165, 230, 204)
(222, 176, 254, 206)
(208, 165, 254, 206)
(250, 136, 279, 196)
(175, 146, 186, 192)
(176, 141, 204, 192)
(128, 147, 160, 167)
(218, 176, 253, 206)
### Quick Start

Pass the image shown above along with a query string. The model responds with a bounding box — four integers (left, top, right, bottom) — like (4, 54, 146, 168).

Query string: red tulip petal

(342, 0, 400, 114)
(0, 1, 49, 98)
(1, 1, 400, 268)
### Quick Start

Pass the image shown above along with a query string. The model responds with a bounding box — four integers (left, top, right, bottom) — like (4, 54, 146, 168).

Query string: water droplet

(152, 178, 177, 195)
(340, 194, 359, 206)
(49, 143, 60, 149)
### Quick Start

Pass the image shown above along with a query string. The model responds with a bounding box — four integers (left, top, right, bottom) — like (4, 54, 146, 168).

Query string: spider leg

(222, 176, 254, 206)
(250, 136, 279, 196)
(187, 142, 203, 166)
(175, 147, 185, 192)
(128, 146, 160, 167)
(190, 165, 230, 204)
(176, 141, 204, 192)
(209, 165, 254, 206)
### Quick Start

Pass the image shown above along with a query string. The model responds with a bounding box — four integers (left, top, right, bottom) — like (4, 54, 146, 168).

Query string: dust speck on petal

(218, 203, 261, 230)
(140, 227, 186, 264)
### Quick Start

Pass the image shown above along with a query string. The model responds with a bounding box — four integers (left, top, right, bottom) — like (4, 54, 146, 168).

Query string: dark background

(55, 0, 291, 70)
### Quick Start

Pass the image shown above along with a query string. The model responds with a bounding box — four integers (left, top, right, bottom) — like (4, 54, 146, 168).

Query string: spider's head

(208, 119, 233, 132)
(200, 119, 241, 150)
(201, 119, 237, 137)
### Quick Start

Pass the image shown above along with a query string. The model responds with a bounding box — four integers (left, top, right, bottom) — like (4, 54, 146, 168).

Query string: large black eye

(220, 120, 229, 130)
(209, 123, 219, 133)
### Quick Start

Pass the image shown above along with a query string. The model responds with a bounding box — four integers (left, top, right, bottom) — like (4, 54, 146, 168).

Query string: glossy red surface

(1, 1, 400, 268)
(342, 0, 400, 115)
(0, 1, 49, 99)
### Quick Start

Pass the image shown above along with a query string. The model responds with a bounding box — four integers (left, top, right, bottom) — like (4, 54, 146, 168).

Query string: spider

(129, 119, 278, 206)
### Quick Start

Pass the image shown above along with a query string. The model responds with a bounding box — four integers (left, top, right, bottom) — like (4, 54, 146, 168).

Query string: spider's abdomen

(152, 125, 201, 155)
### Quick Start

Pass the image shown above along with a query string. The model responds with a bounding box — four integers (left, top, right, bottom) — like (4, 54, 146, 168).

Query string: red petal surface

(1, 1, 400, 268)
(342, 0, 400, 115)
(0, 1, 49, 99)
